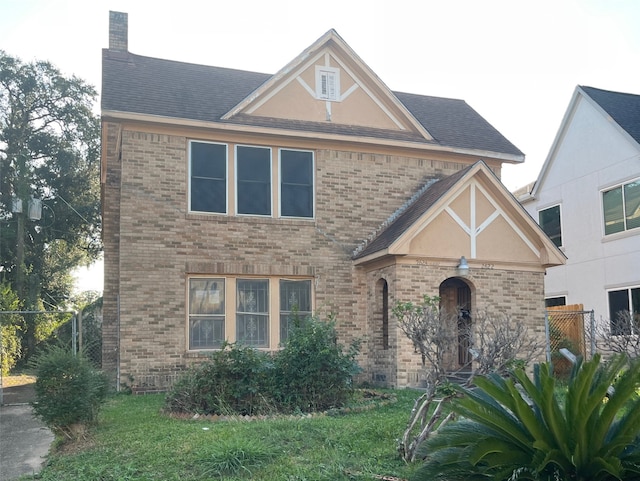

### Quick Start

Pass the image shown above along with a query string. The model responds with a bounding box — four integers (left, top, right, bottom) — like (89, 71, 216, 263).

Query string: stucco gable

(221, 29, 433, 139)
(354, 161, 565, 269)
(527, 85, 640, 200)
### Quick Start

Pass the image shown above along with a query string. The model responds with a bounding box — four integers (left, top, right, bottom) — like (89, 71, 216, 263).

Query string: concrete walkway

(0, 384, 54, 481)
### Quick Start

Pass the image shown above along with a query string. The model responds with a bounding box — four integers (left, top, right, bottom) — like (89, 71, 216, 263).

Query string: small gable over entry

(355, 161, 565, 387)
(354, 161, 565, 270)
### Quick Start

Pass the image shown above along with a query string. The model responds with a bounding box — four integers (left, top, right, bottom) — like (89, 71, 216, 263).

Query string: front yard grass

(30, 389, 422, 481)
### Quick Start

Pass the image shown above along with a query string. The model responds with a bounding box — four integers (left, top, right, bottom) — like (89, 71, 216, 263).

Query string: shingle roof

(581, 86, 640, 145)
(102, 50, 523, 157)
(353, 164, 474, 259)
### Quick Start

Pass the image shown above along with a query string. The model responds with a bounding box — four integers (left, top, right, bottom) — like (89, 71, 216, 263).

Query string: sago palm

(413, 353, 640, 481)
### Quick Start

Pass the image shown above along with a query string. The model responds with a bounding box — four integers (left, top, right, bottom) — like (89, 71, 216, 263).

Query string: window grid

(188, 277, 313, 351)
(188, 278, 225, 349)
(236, 279, 270, 347)
(279, 279, 312, 342)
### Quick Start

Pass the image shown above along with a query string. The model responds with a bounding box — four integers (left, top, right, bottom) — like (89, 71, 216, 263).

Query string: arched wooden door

(439, 278, 472, 371)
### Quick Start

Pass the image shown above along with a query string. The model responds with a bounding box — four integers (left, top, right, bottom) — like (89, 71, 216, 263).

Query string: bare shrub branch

(394, 296, 544, 462)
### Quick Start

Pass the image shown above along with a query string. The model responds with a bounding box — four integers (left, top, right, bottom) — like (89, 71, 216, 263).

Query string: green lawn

(31, 390, 423, 481)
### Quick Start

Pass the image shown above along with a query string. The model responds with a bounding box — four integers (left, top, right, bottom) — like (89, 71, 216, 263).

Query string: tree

(0, 51, 101, 361)
(394, 295, 543, 462)
(414, 354, 640, 481)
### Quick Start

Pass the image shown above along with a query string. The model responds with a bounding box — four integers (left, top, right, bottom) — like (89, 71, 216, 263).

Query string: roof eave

(101, 110, 524, 162)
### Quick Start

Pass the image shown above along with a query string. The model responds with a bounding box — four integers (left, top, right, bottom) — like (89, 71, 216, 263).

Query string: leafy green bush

(31, 345, 109, 438)
(272, 314, 361, 412)
(414, 354, 640, 481)
(0, 282, 22, 375)
(166, 342, 275, 416)
(165, 315, 361, 415)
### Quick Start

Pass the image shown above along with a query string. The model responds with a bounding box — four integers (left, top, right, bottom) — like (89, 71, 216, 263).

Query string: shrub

(165, 342, 275, 416)
(414, 354, 640, 481)
(165, 315, 361, 415)
(31, 345, 109, 438)
(272, 314, 361, 412)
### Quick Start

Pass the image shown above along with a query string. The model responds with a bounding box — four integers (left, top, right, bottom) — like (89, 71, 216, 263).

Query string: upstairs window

(608, 286, 640, 335)
(538, 204, 562, 247)
(280, 149, 314, 218)
(236, 145, 271, 216)
(316, 66, 340, 101)
(189, 141, 227, 213)
(603, 179, 640, 235)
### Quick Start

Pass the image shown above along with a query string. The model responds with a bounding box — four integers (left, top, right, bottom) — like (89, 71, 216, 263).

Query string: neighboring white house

(518, 86, 640, 333)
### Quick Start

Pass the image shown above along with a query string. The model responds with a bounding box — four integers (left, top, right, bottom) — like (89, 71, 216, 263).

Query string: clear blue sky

(2, 0, 640, 291)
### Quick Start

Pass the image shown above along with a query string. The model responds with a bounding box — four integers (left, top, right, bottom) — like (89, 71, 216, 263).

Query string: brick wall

(386, 263, 546, 387)
(102, 125, 542, 390)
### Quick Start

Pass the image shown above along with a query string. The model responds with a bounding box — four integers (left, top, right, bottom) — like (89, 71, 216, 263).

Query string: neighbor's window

(279, 279, 312, 342)
(280, 149, 314, 218)
(188, 278, 225, 349)
(316, 66, 340, 101)
(236, 279, 269, 347)
(236, 145, 271, 216)
(608, 286, 640, 335)
(602, 179, 640, 235)
(545, 296, 566, 308)
(539, 204, 562, 247)
(189, 141, 227, 213)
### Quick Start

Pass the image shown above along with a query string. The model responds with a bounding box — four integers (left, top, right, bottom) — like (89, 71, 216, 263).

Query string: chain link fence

(1, 305, 102, 403)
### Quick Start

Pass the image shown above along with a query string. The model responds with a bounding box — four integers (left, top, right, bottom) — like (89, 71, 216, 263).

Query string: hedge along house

(101, 12, 565, 391)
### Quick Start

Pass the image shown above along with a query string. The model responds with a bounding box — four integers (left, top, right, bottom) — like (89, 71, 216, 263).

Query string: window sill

(601, 228, 639, 243)
(185, 213, 315, 226)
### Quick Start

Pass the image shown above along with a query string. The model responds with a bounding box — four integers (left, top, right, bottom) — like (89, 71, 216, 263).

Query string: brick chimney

(109, 11, 128, 51)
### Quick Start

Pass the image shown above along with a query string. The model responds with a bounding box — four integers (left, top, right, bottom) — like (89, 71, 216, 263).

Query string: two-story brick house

(101, 12, 564, 391)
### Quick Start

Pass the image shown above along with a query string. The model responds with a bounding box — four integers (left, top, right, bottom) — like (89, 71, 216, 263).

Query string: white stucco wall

(523, 93, 640, 325)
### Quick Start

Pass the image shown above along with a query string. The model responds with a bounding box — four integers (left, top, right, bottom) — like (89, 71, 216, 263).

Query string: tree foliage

(0, 51, 101, 360)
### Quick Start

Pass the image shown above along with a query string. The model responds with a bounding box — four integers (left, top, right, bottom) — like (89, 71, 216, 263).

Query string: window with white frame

(602, 178, 640, 235)
(188, 278, 225, 349)
(608, 286, 640, 335)
(316, 66, 340, 101)
(189, 141, 227, 213)
(538, 204, 562, 247)
(280, 149, 314, 218)
(236, 145, 272, 216)
(279, 279, 312, 342)
(188, 277, 313, 351)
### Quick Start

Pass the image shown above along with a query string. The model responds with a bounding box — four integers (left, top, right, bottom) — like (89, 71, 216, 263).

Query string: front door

(439, 278, 472, 370)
